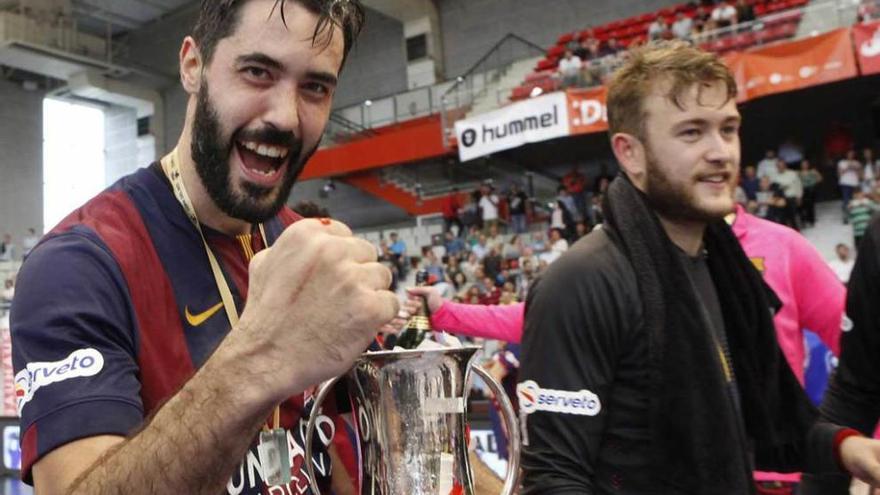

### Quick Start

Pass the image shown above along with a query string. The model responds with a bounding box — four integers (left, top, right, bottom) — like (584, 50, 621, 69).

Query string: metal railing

(324, 33, 545, 147)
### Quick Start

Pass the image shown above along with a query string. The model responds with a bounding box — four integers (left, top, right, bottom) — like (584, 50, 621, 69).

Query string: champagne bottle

(391, 270, 432, 349)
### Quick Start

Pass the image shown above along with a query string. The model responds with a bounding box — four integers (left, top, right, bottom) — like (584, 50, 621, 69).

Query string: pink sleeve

(430, 302, 524, 343)
(790, 236, 846, 355)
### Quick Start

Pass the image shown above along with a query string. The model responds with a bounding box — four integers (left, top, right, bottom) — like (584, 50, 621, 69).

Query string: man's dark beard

(190, 83, 319, 224)
(643, 146, 730, 224)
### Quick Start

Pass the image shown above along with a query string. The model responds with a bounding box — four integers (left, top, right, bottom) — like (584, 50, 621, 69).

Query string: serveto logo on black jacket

(517, 380, 601, 416)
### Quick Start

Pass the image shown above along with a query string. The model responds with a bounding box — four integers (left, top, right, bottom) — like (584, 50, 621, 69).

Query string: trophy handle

(304, 375, 341, 495)
(471, 364, 521, 495)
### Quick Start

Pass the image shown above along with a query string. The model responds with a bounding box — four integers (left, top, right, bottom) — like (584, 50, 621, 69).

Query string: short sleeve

(11, 230, 144, 481)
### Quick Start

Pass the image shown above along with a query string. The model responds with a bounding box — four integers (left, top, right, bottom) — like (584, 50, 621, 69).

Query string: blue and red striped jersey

(11, 164, 335, 493)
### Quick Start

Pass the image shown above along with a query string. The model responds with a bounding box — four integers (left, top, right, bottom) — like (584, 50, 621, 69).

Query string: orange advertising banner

(721, 51, 750, 103)
(738, 28, 857, 100)
(853, 20, 880, 75)
(566, 86, 608, 136)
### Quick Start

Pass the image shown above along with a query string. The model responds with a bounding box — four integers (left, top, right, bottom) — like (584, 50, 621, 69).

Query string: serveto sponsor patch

(15, 348, 105, 414)
(517, 380, 601, 416)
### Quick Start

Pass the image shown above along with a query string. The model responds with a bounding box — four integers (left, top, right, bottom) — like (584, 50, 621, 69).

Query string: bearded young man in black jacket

(517, 41, 880, 494)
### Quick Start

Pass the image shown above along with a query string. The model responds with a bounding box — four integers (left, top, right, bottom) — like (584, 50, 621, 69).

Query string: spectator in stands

(741, 165, 760, 201)
(590, 194, 605, 226)
(573, 38, 592, 61)
(479, 277, 501, 305)
(551, 186, 577, 240)
(574, 221, 590, 241)
(757, 149, 780, 182)
(478, 184, 500, 234)
(648, 17, 668, 40)
(461, 251, 480, 281)
(692, 5, 711, 33)
(671, 12, 694, 39)
(507, 183, 529, 234)
(858, 0, 880, 22)
(442, 187, 464, 237)
(388, 232, 407, 276)
(839, 149, 863, 223)
(540, 227, 569, 264)
(421, 248, 446, 283)
(600, 38, 622, 57)
(861, 147, 878, 195)
(22, 228, 39, 257)
(735, 0, 756, 25)
(799, 159, 823, 228)
(773, 159, 803, 230)
(530, 231, 547, 253)
(502, 235, 523, 262)
(712, 0, 738, 29)
(828, 243, 855, 283)
(291, 199, 329, 218)
(483, 247, 503, 282)
(472, 234, 490, 260)
(444, 231, 465, 258)
(557, 49, 583, 88)
(1, 278, 13, 304)
(848, 189, 877, 248)
(486, 223, 504, 251)
(0, 233, 14, 262)
(562, 166, 588, 219)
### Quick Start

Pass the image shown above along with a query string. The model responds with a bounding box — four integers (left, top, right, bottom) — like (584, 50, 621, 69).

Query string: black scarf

(602, 175, 819, 494)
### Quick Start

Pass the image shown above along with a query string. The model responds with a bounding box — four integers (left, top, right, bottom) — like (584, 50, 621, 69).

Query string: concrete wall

(438, 0, 681, 77)
(104, 105, 140, 184)
(0, 79, 45, 241)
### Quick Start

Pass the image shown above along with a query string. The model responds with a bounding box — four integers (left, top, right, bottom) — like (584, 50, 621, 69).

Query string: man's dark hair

(192, 0, 365, 65)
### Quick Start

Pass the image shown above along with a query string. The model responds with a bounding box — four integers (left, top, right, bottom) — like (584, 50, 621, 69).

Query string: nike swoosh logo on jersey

(185, 302, 224, 327)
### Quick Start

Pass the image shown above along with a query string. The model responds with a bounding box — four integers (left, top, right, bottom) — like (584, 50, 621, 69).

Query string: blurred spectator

(0, 233, 14, 262)
(671, 12, 694, 39)
(507, 183, 529, 234)
(848, 189, 877, 248)
(483, 247, 503, 282)
(444, 231, 465, 258)
(461, 192, 481, 231)
(773, 159, 803, 230)
(692, 5, 711, 32)
(441, 187, 464, 237)
(711, 0, 737, 29)
(590, 194, 605, 226)
(573, 38, 592, 61)
(735, 0, 755, 24)
(292, 200, 329, 218)
(798, 159, 823, 228)
(599, 38, 622, 57)
(422, 249, 446, 283)
(861, 147, 878, 195)
(388, 232, 407, 277)
(472, 234, 490, 260)
(551, 186, 577, 240)
(22, 228, 39, 257)
(461, 251, 480, 281)
(486, 223, 504, 251)
(828, 243, 855, 283)
(502, 235, 523, 262)
(556, 49, 583, 88)
(478, 184, 500, 234)
(530, 231, 548, 253)
(741, 165, 760, 201)
(839, 149, 863, 222)
(858, 0, 880, 22)
(562, 166, 588, 221)
(757, 149, 779, 182)
(648, 17, 667, 40)
(1, 278, 13, 303)
(479, 277, 501, 305)
(465, 225, 481, 248)
(540, 228, 569, 264)
(574, 221, 590, 241)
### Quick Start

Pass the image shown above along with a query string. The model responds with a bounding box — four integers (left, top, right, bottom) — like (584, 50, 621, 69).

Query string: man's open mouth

(235, 139, 290, 177)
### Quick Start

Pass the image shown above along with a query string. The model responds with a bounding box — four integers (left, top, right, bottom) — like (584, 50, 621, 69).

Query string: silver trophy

(304, 345, 520, 494)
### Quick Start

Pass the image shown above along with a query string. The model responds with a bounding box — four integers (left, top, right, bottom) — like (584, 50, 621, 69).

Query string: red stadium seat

(577, 29, 595, 41)
(557, 32, 575, 45)
(754, 3, 767, 15)
(547, 45, 565, 58)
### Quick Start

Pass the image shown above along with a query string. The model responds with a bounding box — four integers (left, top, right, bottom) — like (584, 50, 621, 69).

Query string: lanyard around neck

(159, 148, 267, 329)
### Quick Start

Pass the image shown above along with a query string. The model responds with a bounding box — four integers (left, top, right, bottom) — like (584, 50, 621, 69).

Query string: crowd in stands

(736, 146, 880, 247)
